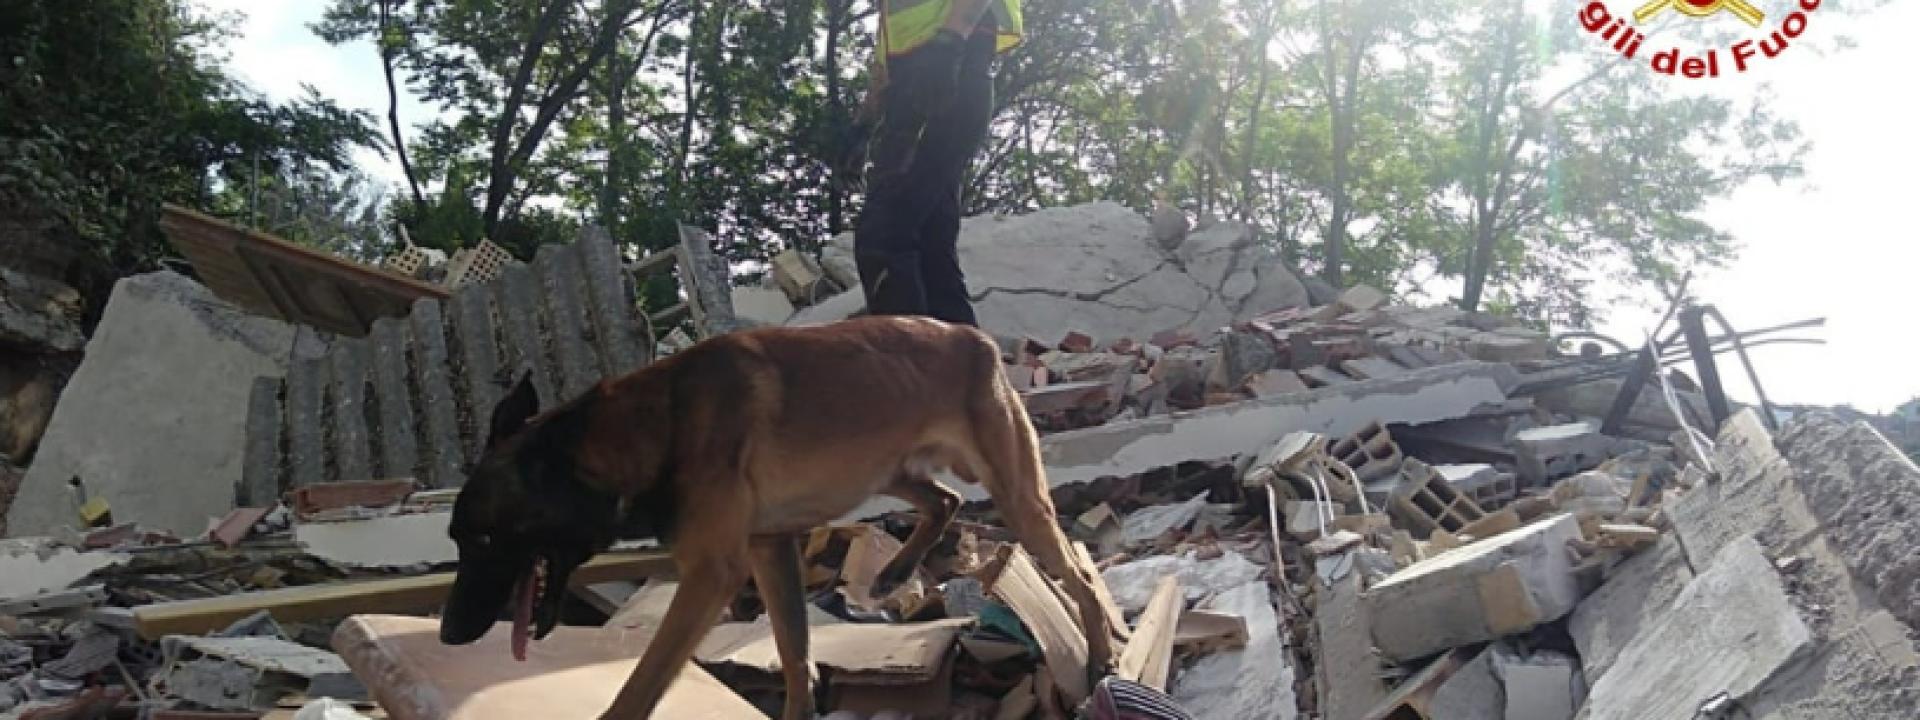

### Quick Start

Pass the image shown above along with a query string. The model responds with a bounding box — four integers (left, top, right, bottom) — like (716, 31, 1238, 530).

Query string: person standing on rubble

(833, 0, 1023, 327)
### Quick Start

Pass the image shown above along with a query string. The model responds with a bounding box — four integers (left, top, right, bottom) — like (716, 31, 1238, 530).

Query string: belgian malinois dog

(438, 315, 1115, 719)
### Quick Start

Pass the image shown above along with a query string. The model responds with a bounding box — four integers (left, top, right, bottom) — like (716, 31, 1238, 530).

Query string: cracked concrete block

(1436, 463, 1518, 509)
(368, 317, 417, 479)
(1512, 421, 1615, 485)
(328, 339, 375, 484)
(1170, 581, 1295, 719)
(535, 243, 601, 401)
(1364, 514, 1584, 662)
(8, 272, 298, 537)
(492, 264, 560, 410)
(408, 298, 466, 488)
(1567, 534, 1694, 684)
(731, 286, 795, 327)
(1583, 537, 1814, 720)
(1429, 645, 1502, 720)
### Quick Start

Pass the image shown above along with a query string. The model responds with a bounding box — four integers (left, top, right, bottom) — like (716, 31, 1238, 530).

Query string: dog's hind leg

(600, 499, 752, 720)
(966, 354, 1117, 691)
(871, 472, 961, 598)
(748, 533, 815, 720)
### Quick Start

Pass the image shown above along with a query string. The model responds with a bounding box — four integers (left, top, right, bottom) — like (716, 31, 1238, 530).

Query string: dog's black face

(439, 373, 622, 659)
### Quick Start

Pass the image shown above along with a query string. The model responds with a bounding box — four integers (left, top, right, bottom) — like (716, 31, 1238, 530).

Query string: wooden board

(1115, 575, 1181, 691)
(988, 547, 1090, 705)
(160, 204, 448, 337)
(133, 550, 672, 640)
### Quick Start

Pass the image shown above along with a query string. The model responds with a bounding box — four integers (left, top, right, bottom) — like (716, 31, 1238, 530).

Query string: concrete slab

(294, 512, 457, 569)
(7, 272, 299, 537)
(1777, 412, 1920, 631)
(1428, 646, 1502, 720)
(1490, 647, 1578, 720)
(1583, 537, 1813, 720)
(0, 538, 126, 601)
(1315, 566, 1389, 720)
(1364, 514, 1584, 662)
(840, 362, 1517, 520)
(1170, 581, 1296, 719)
(1567, 533, 1694, 685)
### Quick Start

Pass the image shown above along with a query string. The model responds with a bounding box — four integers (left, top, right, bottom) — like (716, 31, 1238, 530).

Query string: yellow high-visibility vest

(879, 0, 1024, 58)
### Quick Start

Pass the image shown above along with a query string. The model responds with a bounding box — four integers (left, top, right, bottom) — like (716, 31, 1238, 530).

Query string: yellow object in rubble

(79, 495, 112, 527)
(881, 0, 1024, 57)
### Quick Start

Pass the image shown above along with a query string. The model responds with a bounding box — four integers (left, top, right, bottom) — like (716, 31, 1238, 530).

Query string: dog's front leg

(600, 518, 751, 718)
(748, 533, 814, 720)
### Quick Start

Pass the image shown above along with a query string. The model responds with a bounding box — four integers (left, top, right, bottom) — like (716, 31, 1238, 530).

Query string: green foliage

(0, 0, 381, 315)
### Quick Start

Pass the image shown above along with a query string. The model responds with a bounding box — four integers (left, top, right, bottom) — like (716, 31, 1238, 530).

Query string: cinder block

(1389, 459, 1486, 538)
(1436, 463, 1519, 509)
(1331, 420, 1404, 483)
(1364, 514, 1585, 662)
(1512, 421, 1615, 485)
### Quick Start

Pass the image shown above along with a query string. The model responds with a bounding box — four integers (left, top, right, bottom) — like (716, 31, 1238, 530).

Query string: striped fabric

(1083, 676, 1196, 720)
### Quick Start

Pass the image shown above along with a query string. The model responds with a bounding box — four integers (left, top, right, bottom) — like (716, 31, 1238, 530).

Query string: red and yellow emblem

(1633, 0, 1766, 27)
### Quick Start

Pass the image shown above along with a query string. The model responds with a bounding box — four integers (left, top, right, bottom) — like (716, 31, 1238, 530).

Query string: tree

(0, 0, 381, 320)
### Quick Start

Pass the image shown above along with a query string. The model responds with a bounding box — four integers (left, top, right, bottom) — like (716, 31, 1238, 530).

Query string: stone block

(1567, 534, 1694, 685)
(1511, 420, 1613, 485)
(1490, 647, 1578, 720)
(1364, 514, 1584, 662)
(1582, 537, 1813, 720)
(7, 272, 298, 537)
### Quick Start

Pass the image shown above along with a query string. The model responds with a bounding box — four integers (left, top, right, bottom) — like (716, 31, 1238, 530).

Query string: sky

(196, 0, 1920, 413)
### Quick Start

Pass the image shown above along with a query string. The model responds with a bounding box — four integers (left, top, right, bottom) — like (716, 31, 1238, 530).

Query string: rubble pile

(0, 201, 1914, 719)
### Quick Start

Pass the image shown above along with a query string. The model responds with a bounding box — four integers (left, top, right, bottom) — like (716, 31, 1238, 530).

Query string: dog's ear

(486, 371, 540, 448)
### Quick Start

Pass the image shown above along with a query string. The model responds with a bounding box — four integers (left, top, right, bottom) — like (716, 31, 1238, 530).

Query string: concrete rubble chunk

(804, 202, 1309, 342)
(1489, 645, 1580, 720)
(1101, 550, 1264, 614)
(1429, 645, 1503, 720)
(492, 264, 559, 410)
(1583, 537, 1814, 720)
(1364, 513, 1585, 662)
(7, 272, 300, 537)
(731, 286, 796, 327)
(1776, 411, 1920, 631)
(0, 538, 127, 601)
(1566, 534, 1694, 684)
(447, 284, 502, 444)
(1170, 581, 1296, 719)
(1119, 491, 1211, 546)
(577, 227, 647, 376)
(1315, 563, 1388, 720)
(294, 512, 457, 569)
(844, 362, 1518, 521)
(1511, 420, 1617, 486)
(241, 377, 284, 507)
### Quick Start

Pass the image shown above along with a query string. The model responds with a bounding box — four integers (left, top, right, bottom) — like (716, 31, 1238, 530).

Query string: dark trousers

(854, 30, 997, 327)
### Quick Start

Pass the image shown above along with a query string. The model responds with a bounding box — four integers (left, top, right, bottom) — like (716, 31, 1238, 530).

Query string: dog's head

(439, 372, 623, 659)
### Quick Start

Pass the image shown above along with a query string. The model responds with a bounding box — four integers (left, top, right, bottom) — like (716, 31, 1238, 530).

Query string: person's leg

(911, 31, 997, 326)
(854, 46, 949, 318)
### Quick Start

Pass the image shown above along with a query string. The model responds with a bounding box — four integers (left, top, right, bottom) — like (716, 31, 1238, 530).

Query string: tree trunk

(824, 0, 847, 235)
(482, 0, 570, 241)
(378, 0, 424, 208)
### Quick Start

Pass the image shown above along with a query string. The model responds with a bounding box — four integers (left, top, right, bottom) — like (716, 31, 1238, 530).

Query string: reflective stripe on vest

(880, 0, 1024, 57)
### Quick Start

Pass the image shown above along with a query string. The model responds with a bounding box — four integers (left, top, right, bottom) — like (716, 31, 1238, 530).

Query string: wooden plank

(1115, 576, 1181, 691)
(159, 205, 445, 337)
(987, 547, 1089, 706)
(132, 550, 674, 640)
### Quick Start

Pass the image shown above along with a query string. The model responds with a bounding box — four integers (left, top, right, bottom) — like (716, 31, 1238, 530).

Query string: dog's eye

(472, 534, 491, 547)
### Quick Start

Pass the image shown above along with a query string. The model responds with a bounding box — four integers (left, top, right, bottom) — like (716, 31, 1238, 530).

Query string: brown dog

(439, 315, 1115, 719)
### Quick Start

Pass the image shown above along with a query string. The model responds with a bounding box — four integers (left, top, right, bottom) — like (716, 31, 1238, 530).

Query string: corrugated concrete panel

(446, 285, 499, 450)
(286, 357, 326, 489)
(577, 227, 645, 376)
(368, 317, 417, 479)
(535, 243, 600, 402)
(409, 298, 466, 488)
(241, 377, 284, 507)
(328, 339, 374, 483)
(492, 264, 559, 410)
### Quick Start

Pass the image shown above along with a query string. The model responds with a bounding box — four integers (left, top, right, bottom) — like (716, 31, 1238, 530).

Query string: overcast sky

(198, 0, 1919, 413)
